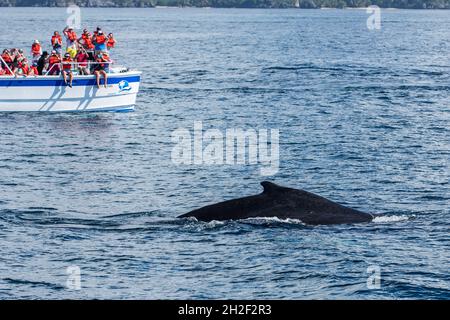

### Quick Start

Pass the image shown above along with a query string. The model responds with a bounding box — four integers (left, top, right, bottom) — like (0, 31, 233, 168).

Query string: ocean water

(0, 8, 449, 299)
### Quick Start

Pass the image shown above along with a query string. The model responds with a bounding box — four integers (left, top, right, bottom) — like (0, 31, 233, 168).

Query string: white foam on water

(240, 217, 306, 225)
(372, 215, 412, 223)
(205, 220, 226, 227)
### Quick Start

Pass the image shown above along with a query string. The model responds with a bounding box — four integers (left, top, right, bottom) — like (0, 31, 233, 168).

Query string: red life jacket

(95, 34, 106, 45)
(1, 53, 12, 63)
(31, 43, 41, 55)
(30, 66, 38, 75)
(107, 37, 115, 48)
(96, 57, 109, 68)
(62, 57, 72, 70)
(48, 55, 60, 65)
(19, 62, 30, 75)
(52, 35, 62, 47)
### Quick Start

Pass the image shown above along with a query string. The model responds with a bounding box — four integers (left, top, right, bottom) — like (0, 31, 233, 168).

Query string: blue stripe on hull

(0, 76, 140, 87)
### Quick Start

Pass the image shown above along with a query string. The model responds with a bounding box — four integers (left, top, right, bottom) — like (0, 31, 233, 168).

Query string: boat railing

(45, 61, 115, 76)
(1, 56, 130, 78)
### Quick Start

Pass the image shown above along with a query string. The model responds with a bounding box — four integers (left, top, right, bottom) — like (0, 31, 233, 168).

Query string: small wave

(373, 215, 412, 223)
(205, 220, 226, 227)
(102, 210, 159, 219)
(186, 217, 225, 227)
(3, 278, 65, 291)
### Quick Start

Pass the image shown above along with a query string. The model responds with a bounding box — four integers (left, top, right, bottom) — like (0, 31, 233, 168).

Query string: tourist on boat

(30, 62, 39, 76)
(25, 59, 38, 76)
(47, 51, 61, 75)
(66, 43, 78, 59)
(31, 40, 42, 65)
(9, 49, 21, 74)
(62, 53, 74, 87)
(94, 52, 110, 88)
(37, 51, 49, 75)
(107, 33, 116, 51)
(93, 26, 102, 36)
(93, 30, 107, 55)
(76, 47, 90, 75)
(79, 29, 95, 55)
(63, 26, 78, 49)
(51, 31, 63, 56)
(15, 58, 33, 76)
(1, 49, 13, 75)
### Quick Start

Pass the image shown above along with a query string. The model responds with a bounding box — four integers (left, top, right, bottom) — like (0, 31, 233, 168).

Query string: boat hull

(0, 71, 141, 112)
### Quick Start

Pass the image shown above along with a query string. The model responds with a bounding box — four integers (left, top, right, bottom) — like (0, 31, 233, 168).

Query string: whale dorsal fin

(261, 181, 282, 194)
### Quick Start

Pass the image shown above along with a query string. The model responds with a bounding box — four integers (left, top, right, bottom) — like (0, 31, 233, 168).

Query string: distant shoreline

(0, 6, 448, 9)
(1, 0, 449, 9)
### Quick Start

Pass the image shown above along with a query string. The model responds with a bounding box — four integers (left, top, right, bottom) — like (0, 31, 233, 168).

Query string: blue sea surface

(0, 8, 449, 299)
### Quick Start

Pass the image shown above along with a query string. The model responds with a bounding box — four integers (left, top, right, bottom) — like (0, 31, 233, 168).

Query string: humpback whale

(179, 181, 374, 225)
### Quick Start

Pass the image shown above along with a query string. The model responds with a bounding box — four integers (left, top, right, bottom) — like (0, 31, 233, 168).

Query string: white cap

(34, 40, 39, 44)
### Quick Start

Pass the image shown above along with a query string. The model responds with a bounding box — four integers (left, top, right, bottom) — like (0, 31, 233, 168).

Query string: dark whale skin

(178, 181, 374, 225)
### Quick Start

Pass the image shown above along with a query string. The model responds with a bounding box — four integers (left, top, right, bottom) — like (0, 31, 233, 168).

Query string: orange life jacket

(31, 43, 41, 55)
(52, 35, 62, 47)
(62, 57, 72, 70)
(82, 34, 95, 50)
(48, 55, 60, 65)
(95, 34, 106, 45)
(107, 37, 115, 48)
(67, 31, 77, 42)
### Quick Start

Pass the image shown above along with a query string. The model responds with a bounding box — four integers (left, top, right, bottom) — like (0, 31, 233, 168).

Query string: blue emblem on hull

(118, 80, 132, 92)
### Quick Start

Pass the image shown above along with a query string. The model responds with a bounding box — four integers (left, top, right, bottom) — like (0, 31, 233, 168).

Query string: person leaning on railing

(15, 58, 38, 77)
(47, 50, 61, 76)
(1, 49, 14, 75)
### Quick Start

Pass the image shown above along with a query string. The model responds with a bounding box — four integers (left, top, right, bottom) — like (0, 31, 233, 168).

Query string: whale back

(179, 181, 373, 225)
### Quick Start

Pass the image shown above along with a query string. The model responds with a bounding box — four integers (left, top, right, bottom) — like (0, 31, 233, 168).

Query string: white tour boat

(0, 57, 141, 112)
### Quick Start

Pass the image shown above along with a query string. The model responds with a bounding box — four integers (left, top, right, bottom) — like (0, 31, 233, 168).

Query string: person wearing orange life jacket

(51, 31, 63, 55)
(63, 26, 78, 49)
(78, 29, 95, 57)
(30, 62, 39, 76)
(1, 49, 13, 75)
(61, 52, 73, 88)
(93, 30, 107, 55)
(9, 48, 25, 74)
(106, 33, 116, 51)
(16, 58, 32, 77)
(31, 40, 42, 65)
(47, 50, 61, 75)
(93, 26, 102, 37)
